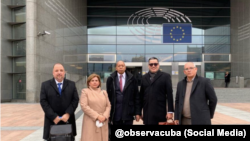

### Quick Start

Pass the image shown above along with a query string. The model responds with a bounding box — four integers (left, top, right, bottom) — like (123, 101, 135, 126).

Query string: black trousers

(46, 136, 75, 141)
(113, 120, 133, 125)
(225, 82, 229, 87)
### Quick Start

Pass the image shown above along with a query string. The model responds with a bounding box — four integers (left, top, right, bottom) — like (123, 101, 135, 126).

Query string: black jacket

(40, 78, 79, 140)
(106, 70, 141, 123)
(225, 73, 230, 82)
(139, 70, 174, 125)
(174, 75, 217, 125)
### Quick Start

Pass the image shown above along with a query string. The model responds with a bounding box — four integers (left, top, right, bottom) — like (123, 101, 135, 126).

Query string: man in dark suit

(106, 61, 141, 125)
(225, 71, 230, 88)
(106, 61, 141, 140)
(139, 57, 174, 125)
(174, 62, 217, 125)
(40, 63, 79, 140)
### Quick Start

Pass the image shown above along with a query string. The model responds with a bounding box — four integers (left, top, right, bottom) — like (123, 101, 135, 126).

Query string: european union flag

(163, 23, 192, 43)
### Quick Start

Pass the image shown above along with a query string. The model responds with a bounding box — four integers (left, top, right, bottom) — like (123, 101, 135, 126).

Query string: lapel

(50, 78, 60, 95)
(190, 75, 199, 95)
(62, 79, 68, 93)
(145, 73, 151, 85)
(182, 78, 187, 97)
(50, 78, 69, 95)
(150, 70, 162, 85)
(123, 72, 131, 92)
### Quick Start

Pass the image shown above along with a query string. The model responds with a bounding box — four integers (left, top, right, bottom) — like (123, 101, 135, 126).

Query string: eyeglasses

(149, 63, 158, 67)
(184, 67, 196, 71)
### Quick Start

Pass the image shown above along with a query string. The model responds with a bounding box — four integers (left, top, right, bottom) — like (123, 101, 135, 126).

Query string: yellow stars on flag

(169, 26, 186, 42)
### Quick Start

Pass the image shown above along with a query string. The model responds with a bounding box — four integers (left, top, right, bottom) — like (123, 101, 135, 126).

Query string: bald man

(40, 63, 79, 140)
(106, 61, 141, 125)
(174, 62, 217, 125)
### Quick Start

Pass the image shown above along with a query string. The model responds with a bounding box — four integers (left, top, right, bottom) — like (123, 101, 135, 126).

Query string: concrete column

(26, 0, 37, 102)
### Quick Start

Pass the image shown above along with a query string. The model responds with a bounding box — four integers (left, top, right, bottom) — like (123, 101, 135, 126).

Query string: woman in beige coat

(80, 73, 111, 141)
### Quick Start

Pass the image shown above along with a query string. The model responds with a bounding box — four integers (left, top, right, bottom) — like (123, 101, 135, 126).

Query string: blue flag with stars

(163, 23, 192, 43)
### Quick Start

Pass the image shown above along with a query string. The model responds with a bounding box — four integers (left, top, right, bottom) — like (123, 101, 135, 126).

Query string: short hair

(87, 73, 101, 88)
(115, 60, 125, 67)
(184, 62, 196, 69)
(148, 57, 159, 63)
(53, 63, 64, 70)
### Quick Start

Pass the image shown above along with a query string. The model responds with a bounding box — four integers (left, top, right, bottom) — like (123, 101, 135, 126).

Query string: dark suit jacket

(106, 70, 140, 123)
(174, 75, 217, 125)
(40, 78, 79, 140)
(225, 73, 230, 82)
(139, 70, 174, 125)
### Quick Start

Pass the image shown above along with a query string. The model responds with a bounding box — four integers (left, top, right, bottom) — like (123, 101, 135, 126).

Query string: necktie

(58, 83, 62, 95)
(119, 74, 123, 92)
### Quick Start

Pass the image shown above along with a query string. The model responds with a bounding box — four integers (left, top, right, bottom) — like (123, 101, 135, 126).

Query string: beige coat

(80, 87, 111, 141)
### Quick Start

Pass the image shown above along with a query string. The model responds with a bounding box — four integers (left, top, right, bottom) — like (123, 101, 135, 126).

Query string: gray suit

(174, 75, 217, 125)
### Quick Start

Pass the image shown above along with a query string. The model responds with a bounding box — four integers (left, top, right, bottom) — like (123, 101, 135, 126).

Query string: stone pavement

(1, 88, 250, 141)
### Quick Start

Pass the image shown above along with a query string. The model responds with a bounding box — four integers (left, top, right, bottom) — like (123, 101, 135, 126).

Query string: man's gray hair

(184, 62, 196, 69)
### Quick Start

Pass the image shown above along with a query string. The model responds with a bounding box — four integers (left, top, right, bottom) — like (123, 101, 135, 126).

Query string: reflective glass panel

(174, 45, 202, 53)
(13, 41, 26, 56)
(117, 26, 145, 35)
(14, 57, 26, 73)
(89, 54, 115, 62)
(145, 54, 173, 62)
(205, 63, 231, 71)
(13, 74, 26, 99)
(88, 26, 116, 35)
(204, 44, 230, 54)
(88, 35, 116, 44)
(14, 7, 26, 22)
(116, 54, 145, 62)
(117, 45, 144, 53)
(13, 24, 26, 39)
(215, 72, 226, 79)
(117, 36, 145, 44)
(146, 45, 173, 53)
(204, 55, 230, 61)
(88, 45, 116, 53)
(174, 54, 202, 62)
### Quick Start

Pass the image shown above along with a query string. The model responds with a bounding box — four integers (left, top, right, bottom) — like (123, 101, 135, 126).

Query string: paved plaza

(1, 88, 250, 141)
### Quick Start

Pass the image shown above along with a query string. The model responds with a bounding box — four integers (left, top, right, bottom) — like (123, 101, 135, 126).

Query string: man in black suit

(40, 63, 79, 140)
(106, 61, 141, 140)
(225, 71, 230, 88)
(139, 57, 174, 125)
(174, 62, 217, 125)
(106, 61, 141, 125)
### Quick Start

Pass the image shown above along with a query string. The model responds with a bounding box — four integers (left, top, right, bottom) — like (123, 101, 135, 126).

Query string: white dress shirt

(55, 79, 63, 89)
(117, 72, 125, 90)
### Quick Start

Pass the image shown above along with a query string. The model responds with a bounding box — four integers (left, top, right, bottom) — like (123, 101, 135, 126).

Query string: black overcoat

(40, 78, 79, 140)
(174, 75, 217, 125)
(139, 70, 174, 125)
(106, 70, 141, 123)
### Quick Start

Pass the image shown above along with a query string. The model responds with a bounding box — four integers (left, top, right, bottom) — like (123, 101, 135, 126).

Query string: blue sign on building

(163, 23, 192, 43)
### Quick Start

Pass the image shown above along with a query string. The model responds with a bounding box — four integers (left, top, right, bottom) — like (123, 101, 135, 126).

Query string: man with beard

(139, 57, 174, 125)
(40, 63, 79, 140)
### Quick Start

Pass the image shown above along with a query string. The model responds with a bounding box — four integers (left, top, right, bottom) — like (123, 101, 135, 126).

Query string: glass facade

(86, 0, 231, 80)
(11, 0, 26, 99)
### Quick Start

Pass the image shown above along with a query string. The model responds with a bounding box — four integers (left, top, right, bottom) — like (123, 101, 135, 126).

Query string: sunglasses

(149, 63, 158, 67)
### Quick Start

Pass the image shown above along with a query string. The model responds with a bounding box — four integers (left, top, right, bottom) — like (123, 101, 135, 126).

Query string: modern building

(1, 0, 250, 102)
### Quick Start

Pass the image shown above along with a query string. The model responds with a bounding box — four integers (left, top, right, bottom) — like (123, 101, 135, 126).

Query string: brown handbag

(158, 118, 175, 125)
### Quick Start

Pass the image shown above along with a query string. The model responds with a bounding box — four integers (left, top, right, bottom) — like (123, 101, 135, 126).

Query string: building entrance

(126, 67, 142, 86)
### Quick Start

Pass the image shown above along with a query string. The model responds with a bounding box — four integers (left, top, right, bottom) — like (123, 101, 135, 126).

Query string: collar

(55, 79, 64, 84)
(117, 72, 125, 78)
(149, 69, 160, 75)
(186, 76, 195, 82)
